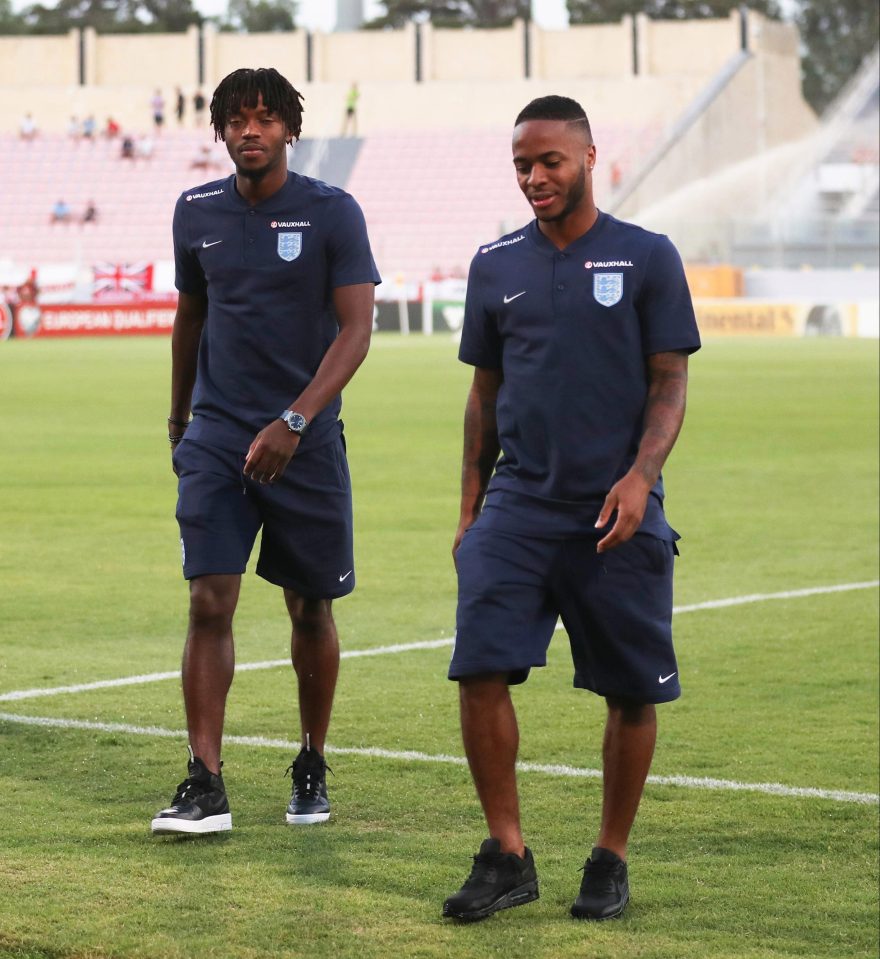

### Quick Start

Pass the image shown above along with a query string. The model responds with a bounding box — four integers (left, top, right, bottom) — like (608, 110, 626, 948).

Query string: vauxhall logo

(271, 220, 311, 228)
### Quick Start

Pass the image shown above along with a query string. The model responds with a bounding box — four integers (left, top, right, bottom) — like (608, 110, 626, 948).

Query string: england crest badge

(593, 272, 623, 307)
(277, 232, 302, 262)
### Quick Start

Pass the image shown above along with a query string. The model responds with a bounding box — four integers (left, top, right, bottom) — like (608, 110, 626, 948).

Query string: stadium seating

(0, 121, 662, 283)
(342, 123, 662, 281)
(0, 131, 232, 271)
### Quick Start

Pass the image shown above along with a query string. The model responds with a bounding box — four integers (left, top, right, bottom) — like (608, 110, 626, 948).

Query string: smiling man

(442, 96, 701, 922)
(152, 68, 380, 836)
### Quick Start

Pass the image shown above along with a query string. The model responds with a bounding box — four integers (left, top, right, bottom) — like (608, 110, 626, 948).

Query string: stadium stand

(0, 120, 662, 284)
(1, 131, 231, 269)
(758, 45, 880, 267)
(0, 14, 851, 290)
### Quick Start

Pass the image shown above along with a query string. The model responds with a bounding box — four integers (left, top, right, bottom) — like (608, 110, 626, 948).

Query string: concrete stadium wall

(211, 29, 308, 86)
(640, 12, 741, 76)
(2, 15, 748, 133)
(89, 28, 199, 87)
(315, 23, 415, 82)
(0, 32, 79, 86)
(531, 20, 634, 79)
(427, 21, 525, 82)
(2, 77, 706, 141)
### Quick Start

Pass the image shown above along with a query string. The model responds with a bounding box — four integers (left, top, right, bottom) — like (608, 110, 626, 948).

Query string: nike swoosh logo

(658, 672, 677, 684)
(338, 570, 352, 582)
(503, 291, 526, 304)
(202, 239, 223, 248)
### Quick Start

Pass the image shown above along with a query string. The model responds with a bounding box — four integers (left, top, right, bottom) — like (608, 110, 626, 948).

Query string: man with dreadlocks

(442, 95, 699, 922)
(152, 68, 380, 836)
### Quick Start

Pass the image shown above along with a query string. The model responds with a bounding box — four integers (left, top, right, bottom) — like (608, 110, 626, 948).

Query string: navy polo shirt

(173, 171, 381, 454)
(459, 212, 701, 539)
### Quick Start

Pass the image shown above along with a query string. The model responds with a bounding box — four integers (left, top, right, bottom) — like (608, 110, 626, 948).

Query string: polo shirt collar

(526, 210, 608, 257)
(227, 170, 298, 213)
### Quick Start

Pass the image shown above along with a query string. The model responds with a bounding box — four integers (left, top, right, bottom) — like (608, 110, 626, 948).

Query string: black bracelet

(169, 433, 186, 444)
(167, 417, 191, 428)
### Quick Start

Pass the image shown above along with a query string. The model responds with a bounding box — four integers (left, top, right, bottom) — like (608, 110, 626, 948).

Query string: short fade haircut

(210, 67, 305, 144)
(514, 95, 592, 142)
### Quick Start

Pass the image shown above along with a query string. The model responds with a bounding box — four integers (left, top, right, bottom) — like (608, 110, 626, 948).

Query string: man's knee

(189, 575, 239, 631)
(458, 674, 511, 706)
(605, 696, 656, 726)
(285, 592, 334, 636)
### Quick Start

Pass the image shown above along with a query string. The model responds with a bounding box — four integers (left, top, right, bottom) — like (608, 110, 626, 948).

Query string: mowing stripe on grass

(0, 580, 876, 704)
(0, 710, 876, 806)
(0, 637, 457, 703)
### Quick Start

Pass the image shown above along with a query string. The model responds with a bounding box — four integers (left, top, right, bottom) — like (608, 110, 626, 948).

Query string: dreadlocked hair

(210, 67, 305, 144)
(514, 95, 592, 142)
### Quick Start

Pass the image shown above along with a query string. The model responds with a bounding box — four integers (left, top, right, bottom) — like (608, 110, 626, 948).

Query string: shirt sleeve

(326, 194, 382, 288)
(636, 235, 701, 356)
(458, 253, 502, 369)
(172, 196, 207, 297)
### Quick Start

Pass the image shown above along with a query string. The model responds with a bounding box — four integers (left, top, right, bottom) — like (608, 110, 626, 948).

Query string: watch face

(284, 412, 307, 434)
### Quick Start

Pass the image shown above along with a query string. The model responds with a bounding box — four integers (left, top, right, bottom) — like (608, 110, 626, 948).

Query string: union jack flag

(92, 262, 154, 299)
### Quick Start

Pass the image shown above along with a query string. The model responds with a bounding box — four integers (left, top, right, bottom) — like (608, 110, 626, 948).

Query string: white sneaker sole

(285, 811, 330, 825)
(151, 813, 232, 835)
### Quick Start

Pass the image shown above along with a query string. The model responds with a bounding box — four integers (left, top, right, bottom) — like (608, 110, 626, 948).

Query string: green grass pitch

(0, 334, 877, 959)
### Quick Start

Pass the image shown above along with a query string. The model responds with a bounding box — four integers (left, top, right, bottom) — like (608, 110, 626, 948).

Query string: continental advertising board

(694, 300, 877, 338)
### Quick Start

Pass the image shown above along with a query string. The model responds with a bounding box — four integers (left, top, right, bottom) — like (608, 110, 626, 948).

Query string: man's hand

(594, 470, 652, 553)
(243, 419, 300, 484)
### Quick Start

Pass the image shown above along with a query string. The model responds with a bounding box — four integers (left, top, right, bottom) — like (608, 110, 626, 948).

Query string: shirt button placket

(245, 209, 257, 261)
(553, 252, 567, 312)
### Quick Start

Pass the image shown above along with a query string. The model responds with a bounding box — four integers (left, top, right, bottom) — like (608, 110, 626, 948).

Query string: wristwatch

(279, 410, 308, 435)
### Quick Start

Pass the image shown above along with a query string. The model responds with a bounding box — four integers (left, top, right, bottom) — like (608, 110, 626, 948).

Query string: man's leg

(459, 674, 524, 856)
(151, 573, 240, 834)
(283, 590, 338, 824)
(570, 696, 655, 919)
(284, 590, 339, 753)
(442, 673, 539, 920)
(596, 697, 657, 860)
(182, 573, 242, 774)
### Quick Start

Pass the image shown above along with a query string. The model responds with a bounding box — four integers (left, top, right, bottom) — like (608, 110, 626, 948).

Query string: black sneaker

(442, 838, 539, 922)
(285, 745, 331, 824)
(570, 846, 630, 920)
(151, 748, 232, 835)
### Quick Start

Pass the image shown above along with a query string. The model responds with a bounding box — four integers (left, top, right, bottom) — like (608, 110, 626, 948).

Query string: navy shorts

(451, 526, 681, 704)
(173, 437, 354, 599)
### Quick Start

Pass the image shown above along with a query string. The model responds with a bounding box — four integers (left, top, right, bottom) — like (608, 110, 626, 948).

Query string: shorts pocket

(332, 439, 350, 492)
(627, 534, 672, 575)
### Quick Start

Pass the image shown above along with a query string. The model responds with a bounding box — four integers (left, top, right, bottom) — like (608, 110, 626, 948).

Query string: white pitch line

(0, 711, 876, 806)
(0, 580, 876, 704)
(0, 637, 457, 703)
(671, 580, 880, 614)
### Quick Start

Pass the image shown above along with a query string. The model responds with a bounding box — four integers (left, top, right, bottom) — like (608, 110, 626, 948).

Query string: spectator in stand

(67, 116, 81, 141)
(137, 134, 155, 160)
(19, 113, 37, 140)
(190, 143, 218, 171)
(120, 134, 136, 160)
(105, 117, 121, 138)
(50, 199, 71, 223)
(82, 115, 96, 141)
(81, 201, 99, 224)
(151, 89, 165, 133)
(610, 160, 622, 191)
(342, 82, 359, 137)
(193, 89, 206, 126)
(176, 87, 186, 126)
